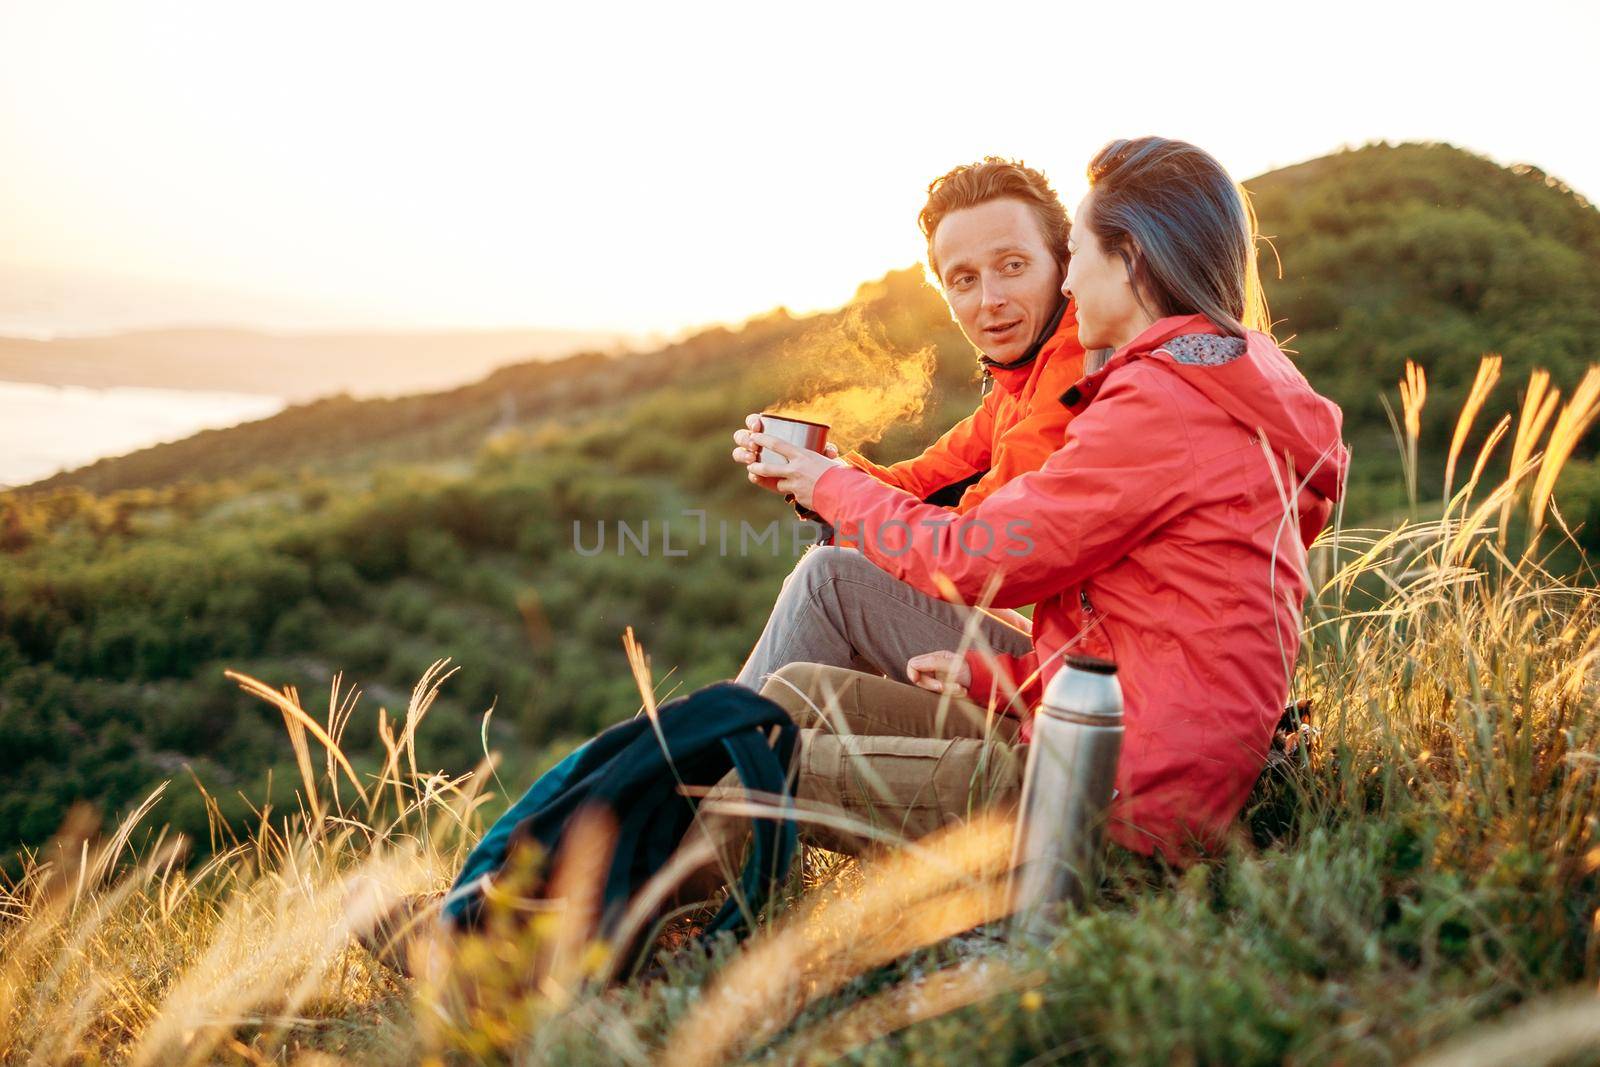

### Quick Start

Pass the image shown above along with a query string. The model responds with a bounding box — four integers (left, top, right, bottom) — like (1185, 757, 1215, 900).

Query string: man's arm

(954, 401, 1075, 511)
(840, 393, 997, 501)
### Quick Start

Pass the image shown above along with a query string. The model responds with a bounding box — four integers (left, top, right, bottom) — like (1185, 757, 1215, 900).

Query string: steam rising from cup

(767, 308, 937, 453)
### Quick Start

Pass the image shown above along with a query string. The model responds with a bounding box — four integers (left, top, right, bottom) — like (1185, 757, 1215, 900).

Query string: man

(835, 160, 1085, 512)
(732, 157, 1087, 695)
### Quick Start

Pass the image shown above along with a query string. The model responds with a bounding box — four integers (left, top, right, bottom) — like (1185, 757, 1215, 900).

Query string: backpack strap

(705, 723, 799, 936)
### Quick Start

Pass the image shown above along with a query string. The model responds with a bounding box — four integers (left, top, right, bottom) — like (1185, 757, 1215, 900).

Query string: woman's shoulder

(1090, 357, 1206, 425)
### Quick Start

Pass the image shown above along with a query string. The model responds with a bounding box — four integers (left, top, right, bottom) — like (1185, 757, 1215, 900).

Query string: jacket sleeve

(838, 391, 997, 500)
(963, 643, 1042, 711)
(812, 364, 1197, 658)
(956, 399, 1076, 511)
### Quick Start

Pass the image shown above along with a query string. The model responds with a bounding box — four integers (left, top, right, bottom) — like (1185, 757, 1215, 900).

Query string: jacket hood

(1064, 314, 1349, 502)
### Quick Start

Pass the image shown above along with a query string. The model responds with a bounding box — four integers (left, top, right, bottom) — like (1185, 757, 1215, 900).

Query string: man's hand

(906, 650, 972, 697)
(733, 420, 845, 510)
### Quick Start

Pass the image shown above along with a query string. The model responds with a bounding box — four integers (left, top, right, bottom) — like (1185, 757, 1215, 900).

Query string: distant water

(0, 380, 285, 489)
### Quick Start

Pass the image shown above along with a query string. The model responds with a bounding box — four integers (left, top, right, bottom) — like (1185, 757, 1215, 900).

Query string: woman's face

(1063, 192, 1155, 352)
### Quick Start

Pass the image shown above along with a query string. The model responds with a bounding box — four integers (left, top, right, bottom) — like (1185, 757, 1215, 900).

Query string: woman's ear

(1124, 239, 1159, 296)
(1111, 241, 1141, 291)
(1117, 239, 1164, 324)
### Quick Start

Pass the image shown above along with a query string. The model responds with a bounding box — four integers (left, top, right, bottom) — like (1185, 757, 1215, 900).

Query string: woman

(736, 137, 1348, 862)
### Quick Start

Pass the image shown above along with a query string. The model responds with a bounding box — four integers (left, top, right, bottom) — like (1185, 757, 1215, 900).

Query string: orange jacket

(840, 303, 1086, 512)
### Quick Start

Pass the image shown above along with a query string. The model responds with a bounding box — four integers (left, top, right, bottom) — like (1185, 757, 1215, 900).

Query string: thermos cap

(1065, 655, 1117, 675)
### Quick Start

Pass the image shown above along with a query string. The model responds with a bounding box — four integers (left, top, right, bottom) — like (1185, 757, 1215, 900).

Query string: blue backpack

(442, 682, 799, 966)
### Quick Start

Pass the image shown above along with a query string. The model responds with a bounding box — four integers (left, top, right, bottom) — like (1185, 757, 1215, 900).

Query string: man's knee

(792, 544, 869, 592)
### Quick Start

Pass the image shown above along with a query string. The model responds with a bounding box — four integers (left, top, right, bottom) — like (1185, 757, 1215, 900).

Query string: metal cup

(757, 412, 830, 468)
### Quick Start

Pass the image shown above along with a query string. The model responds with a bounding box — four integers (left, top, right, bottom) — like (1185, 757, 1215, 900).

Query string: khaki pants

(708, 662, 1025, 858)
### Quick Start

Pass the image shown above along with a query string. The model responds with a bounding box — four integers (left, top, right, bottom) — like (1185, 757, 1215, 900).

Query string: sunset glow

(1, 0, 1595, 336)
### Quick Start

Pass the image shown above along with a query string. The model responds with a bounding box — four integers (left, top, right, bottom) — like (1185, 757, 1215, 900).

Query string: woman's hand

(731, 413, 838, 493)
(733, 418, 844, 510)
(906, 651, 972, 697)
(731, 414, 782, 492)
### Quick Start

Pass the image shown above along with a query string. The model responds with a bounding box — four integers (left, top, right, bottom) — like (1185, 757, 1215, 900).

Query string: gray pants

(735, 545, 1034, 695)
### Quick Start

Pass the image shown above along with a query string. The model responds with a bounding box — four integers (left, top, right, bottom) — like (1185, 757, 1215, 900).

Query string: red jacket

(841, 304, 1086, 512)
(812, 315, 1349, 861)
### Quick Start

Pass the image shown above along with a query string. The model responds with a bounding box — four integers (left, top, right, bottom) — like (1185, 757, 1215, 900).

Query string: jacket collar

(1057, 314, 1218, 412)
(980, 298, 1075, 398)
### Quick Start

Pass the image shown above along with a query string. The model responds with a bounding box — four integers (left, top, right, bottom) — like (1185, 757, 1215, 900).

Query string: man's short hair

(918, 158, 1071, 280)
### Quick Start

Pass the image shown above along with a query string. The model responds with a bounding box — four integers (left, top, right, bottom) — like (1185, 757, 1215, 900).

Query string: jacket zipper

(1079, 587, 1118, 662)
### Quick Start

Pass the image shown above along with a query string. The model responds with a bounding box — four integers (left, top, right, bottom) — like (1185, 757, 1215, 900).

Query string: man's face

(932, 197, 1065, 365)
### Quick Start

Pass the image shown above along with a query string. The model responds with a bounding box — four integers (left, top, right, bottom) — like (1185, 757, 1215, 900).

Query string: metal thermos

(1009, 654, 1124, 942)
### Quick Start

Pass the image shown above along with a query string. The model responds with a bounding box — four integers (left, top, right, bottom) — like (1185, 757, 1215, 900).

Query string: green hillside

(2, 141, 1598, 862)
(0, 279, 972, 859)
(1247, 142, 1600, 492)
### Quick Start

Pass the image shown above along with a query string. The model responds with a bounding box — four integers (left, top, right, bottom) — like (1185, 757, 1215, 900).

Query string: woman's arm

(792, 365, 1199, 608)
(963, 643, 1042, 711)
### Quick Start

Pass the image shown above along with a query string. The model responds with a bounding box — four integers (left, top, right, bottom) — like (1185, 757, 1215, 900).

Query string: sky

(1, 0, 1596, 338)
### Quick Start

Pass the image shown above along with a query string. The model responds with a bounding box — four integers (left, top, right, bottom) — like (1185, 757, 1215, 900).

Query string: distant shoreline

(0, 380, 287, 490)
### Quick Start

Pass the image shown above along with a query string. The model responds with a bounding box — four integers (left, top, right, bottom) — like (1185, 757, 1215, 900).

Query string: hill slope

(1247, 142, 1600, 447)
(25, 142, 1600, 500)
